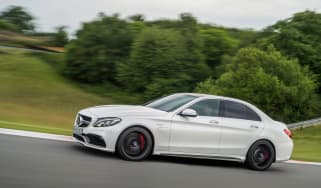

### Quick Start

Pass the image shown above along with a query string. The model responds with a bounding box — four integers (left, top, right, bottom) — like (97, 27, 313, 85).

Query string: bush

(195, 47, 320, 123)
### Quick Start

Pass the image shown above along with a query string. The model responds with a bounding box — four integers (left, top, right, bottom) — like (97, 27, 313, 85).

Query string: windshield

(145, 94, 198, 112)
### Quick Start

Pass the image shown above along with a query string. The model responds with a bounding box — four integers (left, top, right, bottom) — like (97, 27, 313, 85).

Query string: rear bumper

(275, 140, 294, 162)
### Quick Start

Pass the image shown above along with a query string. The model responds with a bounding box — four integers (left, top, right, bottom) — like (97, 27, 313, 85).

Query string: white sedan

(73, 93, 293, 170)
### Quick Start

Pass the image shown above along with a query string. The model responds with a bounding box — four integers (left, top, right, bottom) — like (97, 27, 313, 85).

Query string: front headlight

(93, 117, 121, 127)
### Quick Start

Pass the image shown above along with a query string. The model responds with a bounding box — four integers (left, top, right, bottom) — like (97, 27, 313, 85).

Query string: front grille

(76, 114, 92, 127)
(73, 134, 85, 142)
(83, 134, 106, 147)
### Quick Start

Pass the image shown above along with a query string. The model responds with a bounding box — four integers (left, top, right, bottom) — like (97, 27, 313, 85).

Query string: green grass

(291, 125, 321, 162)
(0, 48, 112, 132)
(0, 120, 71, 135)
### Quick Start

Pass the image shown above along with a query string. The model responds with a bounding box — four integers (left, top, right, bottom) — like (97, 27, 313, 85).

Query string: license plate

(73, 127, 83, 135)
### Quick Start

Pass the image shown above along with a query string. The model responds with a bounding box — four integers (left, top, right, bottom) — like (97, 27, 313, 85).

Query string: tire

(116, 127, 153, 161)
(245, 140, 275, 171)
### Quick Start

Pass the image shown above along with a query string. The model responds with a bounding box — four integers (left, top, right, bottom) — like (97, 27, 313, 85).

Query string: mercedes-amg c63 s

(73, 93, 293, 170)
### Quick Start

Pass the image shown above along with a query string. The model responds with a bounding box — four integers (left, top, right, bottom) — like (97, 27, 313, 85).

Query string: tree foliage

(64, 15, 134, 83)
(49, 26, 69, 47)
(117, 27, 208, 98)
(261, 11, 321, 89)
(200, 28, 239, 68)
(0, 19, 19, 31)
(195, 47, 320, 122)
(61, 10, 321, 121)
(0, 6, 34, 32)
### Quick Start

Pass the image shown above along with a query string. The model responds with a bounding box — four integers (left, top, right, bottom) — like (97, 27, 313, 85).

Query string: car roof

(174, 93, 272, 122)
(177, 92, 243, 102)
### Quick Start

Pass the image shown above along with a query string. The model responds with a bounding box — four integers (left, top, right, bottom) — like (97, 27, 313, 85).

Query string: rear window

(220, 100, 261, 121)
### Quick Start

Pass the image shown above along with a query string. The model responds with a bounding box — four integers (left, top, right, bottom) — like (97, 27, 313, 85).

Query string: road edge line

(0, 128, 73, 142)
(285, 160, 321, 166)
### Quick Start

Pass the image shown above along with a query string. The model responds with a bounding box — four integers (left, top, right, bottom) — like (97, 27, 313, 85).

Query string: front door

(169, 99, 222, 155)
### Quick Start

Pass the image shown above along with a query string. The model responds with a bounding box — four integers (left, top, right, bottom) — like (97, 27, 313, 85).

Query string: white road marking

(0, 128, 73, 142)
(0, 128, 320, 166)
(286, 160, 321, 166)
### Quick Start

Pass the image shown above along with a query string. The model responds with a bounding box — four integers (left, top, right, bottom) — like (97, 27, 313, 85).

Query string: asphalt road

(1, 134, 321, 188)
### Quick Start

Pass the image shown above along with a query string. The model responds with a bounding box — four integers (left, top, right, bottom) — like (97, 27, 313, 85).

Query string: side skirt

(158, 153, 244, 162)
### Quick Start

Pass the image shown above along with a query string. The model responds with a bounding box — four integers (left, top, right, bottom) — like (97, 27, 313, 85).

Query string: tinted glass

(221, 100, 261, 121)
(189, 99, 220, 117)
(145, 94, 198, 112)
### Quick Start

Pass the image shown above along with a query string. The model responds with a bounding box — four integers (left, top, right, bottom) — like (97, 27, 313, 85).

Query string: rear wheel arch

(246, 139, 276, 163)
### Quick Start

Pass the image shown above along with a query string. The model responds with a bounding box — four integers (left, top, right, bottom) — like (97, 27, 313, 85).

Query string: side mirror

(180, 109, 197, 117)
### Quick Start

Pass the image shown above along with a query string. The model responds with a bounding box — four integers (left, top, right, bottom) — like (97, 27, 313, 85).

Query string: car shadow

(150, 155, 245, 169)
(71, 143, 286, 172)
(71, 143, 119, 160)
(71, 143, 244, 169)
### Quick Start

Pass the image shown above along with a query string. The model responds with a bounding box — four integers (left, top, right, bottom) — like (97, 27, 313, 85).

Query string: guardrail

(287, 117, 321, 129)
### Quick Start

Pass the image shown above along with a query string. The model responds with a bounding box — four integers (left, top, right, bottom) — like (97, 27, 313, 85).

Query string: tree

(117, 27, 187, 90)
(200, 28, 239, 68)
(128, 14, 145, 22)
(49, 26, 69, 47)
(64, 15, 134, 83)
(0, 6, 34, 32)
(260, 11, 321, 91)
(175, 13, 210, 84)
(195, 47, 320, 123)
(145, 13, 210, 83)
(0, 19, 19, 31)
(117, 27, 208, 98)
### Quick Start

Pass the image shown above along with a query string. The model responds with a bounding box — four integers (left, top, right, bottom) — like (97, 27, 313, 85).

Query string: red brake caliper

(263, 151, 269, 160)
(139, 134, 145, 150)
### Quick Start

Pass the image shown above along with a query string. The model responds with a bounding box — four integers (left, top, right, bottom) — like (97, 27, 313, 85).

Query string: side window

(220, 100, 261, 121)
(189, 99, 220, 117)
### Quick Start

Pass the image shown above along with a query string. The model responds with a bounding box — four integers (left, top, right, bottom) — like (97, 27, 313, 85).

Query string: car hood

(79, 105, 167, 118)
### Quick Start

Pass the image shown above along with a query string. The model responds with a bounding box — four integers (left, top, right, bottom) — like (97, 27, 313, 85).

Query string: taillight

(284, 128, 292, 138)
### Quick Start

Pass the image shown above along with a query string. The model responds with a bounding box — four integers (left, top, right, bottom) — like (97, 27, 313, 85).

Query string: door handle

(209, 120, 219, 124)
(250, 125, 259, 129)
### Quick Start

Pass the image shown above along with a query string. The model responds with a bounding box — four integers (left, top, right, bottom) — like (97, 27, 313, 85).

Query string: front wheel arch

(115, 125, 155, 154)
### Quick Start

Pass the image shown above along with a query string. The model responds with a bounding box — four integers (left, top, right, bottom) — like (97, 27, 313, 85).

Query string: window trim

(177, 98, 221, 117)
(190, 98, 221, 117)
(219, 100, 262, 122)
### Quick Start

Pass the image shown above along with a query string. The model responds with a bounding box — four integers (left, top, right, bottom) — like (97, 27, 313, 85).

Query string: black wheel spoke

(122, 131, 147, 157)
(246, 141, 275, 171)
(253, 145, 271, 166)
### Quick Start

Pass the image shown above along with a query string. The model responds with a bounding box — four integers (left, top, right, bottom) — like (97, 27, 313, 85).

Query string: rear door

(218, 100, 263, 156)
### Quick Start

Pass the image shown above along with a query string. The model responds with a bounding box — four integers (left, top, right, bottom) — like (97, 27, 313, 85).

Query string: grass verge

(0, 120, 71, 135)
(291, 125, 321, 162)
(0, 48, 111, 132)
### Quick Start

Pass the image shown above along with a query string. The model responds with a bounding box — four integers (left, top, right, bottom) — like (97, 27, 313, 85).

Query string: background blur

(0, 1, 320, 161)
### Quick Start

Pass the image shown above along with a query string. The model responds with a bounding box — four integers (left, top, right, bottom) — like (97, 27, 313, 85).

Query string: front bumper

(72, 130, 115, 152)
(72, 113, 119, 152)
(73, 133, 106, 147)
